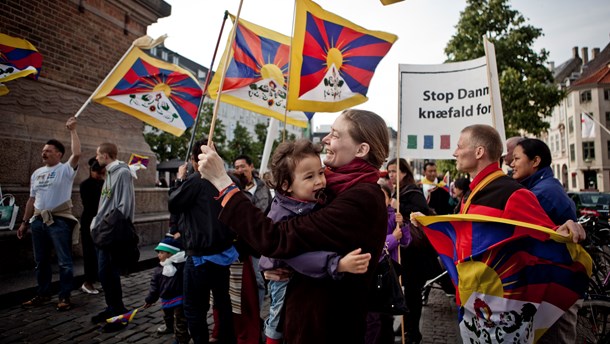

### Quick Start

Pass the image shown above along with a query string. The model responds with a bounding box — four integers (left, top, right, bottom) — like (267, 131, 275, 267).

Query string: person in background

(365, 183, 411, 344)
(79, 157, 105, 294)
(18, 117, 81, 312)
(510, 138, 577, 225)
(143, 237, 189, 344)
(502, 136, 524, 177)
(90, 142, 136, 332)
(450, 177, 470, 214)
(419, 162, 438, 200)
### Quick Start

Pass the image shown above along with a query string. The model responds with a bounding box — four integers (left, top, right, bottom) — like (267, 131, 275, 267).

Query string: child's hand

(338, 248, 371, 274)
(392, 226, 403, 241)
(142, 303, 153, 309)
(263, 268, 293, 281)
(395, 212, 404, 226)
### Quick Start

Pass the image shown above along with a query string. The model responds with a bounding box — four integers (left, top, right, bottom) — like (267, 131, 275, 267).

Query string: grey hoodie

(91, 161, 135, 230)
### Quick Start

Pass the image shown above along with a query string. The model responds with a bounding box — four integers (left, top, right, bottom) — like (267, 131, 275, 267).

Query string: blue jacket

(519, 166, 577, 225)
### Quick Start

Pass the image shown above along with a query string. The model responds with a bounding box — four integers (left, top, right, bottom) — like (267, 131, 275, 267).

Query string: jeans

(162, 305, 190, 344)
(97, 248, 126, 314)
(250, 257, 266, 311)
(183, 256, 235, 344)
(30, 217, 74, 299)
(264, 279, 288, 339)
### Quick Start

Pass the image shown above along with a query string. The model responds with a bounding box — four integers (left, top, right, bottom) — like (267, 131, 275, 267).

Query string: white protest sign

(398, 39, 505, 160)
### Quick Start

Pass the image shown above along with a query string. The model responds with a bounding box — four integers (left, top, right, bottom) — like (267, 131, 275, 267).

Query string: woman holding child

(198, 109, 389, 344)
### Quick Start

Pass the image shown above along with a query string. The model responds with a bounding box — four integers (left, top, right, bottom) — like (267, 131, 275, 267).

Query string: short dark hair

(453, 177, 471, 193)
(516, 138, 552, 169)
(234, 155, 253, 166)
(269, 139, 323, 196)
(46, 139, 65, 157)
(88, 156, 103, 173)
(424, 161, 436, 171)
(191, 138, 207, 163)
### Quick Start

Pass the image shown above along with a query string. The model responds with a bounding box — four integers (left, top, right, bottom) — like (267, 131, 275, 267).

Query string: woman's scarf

(160, 251, 186, 277)
(325, 158, 380, 194)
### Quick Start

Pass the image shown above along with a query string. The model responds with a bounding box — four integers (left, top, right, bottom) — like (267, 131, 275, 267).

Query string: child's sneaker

(22, 295, 50, 308)
(157, 324, 172, 334)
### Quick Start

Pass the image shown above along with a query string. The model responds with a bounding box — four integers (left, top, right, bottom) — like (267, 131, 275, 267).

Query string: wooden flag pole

(74, 35, 166, 118)
(207, 0, 244, 147)
(184, 10, 230, 162)
(483, 35, 497, 129)
(396, 65, 406, 344)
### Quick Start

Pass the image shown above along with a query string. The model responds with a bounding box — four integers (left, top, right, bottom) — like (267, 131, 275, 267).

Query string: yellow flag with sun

(287, 0, 397, 112)
(207, 15, 310, 128)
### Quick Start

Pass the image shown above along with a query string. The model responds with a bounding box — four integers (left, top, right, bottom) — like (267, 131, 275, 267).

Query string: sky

(148, 0, 610, 131)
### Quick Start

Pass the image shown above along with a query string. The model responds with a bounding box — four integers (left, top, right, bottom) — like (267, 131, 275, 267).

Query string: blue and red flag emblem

(106, 308, 138, 324)
(417, 214, 591, 343)
(288, 0, 397, 112)
(92, 47, 203, 136)
(208, 15, 310, 128)
(128, 153, 150, 168)
(0, 33, 43, 95)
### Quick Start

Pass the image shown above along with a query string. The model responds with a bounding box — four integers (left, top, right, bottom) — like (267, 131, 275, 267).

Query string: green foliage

(227, 122, 258, 166)
(444, 0, 564, 136)
(144, 103, 228, 162)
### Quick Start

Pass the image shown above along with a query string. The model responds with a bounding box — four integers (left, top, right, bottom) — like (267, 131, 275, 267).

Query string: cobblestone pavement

(0, 268, 460, 343)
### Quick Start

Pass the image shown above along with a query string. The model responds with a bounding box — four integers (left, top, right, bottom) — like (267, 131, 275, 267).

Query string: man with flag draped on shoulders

(410, 124, 589, 344)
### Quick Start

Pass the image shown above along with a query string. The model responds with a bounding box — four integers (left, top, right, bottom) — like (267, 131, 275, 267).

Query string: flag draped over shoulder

(92, 47, 203, 137)
(106, 308, 138, 324)
(207, 15, 310, 128)
(288, 0, 397, 112)
(0, 33, 43, 95)
(417, 214, 592, 344)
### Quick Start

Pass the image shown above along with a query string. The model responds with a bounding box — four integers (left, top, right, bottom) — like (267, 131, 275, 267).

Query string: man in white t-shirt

(17, 117, 81, 311)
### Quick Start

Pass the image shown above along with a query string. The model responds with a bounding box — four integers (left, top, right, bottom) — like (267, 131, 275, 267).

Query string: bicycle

(576, 296, 610, 343)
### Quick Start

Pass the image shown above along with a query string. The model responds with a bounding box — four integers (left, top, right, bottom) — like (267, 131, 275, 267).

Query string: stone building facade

(0, 0, 172, 273)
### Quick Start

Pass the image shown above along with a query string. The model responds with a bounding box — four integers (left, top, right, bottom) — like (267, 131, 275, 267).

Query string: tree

(227, 122, 258, 166)
(444, 0, 564, 136)
(144, 103, 228, 162)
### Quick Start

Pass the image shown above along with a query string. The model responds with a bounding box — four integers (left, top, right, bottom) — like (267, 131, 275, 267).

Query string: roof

(571, 42, 610, 87)
(571, 63, 610, 87)
(553, 57, 582, 82)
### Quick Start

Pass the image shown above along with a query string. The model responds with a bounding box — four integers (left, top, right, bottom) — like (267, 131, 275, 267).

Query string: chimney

(573, 46, 579, 59)
(548, 61, 555, 72)
(592, 48, 600, 60)
(582, 47, 589, 64)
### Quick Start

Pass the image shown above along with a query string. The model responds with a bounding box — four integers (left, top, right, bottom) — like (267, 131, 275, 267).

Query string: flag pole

(396, 65, 406, 344)
(583, 112, 610, 136)
(207, 0, 244, 147)
(259, 118, 279, 174)
(185, 10, 230, 161)
(483, 35, 496, 129)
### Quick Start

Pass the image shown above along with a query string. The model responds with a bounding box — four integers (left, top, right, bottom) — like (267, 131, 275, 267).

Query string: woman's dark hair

(268, 139, 323, 196)
(515, 138, 552, 169)
(386, 158, 415, 186)
(88, 156, 103, 173)
(453, 177, 470, 193)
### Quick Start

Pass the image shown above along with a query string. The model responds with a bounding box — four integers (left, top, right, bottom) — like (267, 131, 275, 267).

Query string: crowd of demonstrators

(142, 236, 189, 344)
(18, 117, 81, 312)
(509, 137, 580, 343)
(79, 157, 105, 294)
(168, 139, 238, 344)
(90, 142, 136, 332)
(410, 124, 585, 343)
(260, 139, 372, 344)
(197, 109, 389, 344)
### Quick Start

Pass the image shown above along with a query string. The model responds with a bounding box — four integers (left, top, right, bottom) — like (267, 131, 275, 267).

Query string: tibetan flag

(106, 308, 138, 324)
(440, 171, 450, 191)
(380, 0, 404, 4)
(128, 153, 150, 167)
(288, 0, 397, 112)
(92, 47, 203, 136)
(417, 214, 591, 344)
(207, 15, 310, 128)
(0, 33, 43, 83)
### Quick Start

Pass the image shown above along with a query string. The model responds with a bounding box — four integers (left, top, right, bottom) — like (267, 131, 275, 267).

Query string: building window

(555, 135, 560, 153)
(607, 141, 610, 159)
(583, 141, 595, 160)
(572, 173, 577, 189)
(198, 70, 206, 79)
(606, 112, 610, 128)
(161, 51, 168, 61)
(570, 144, 575, 161)
(561, 131, 566, 151)
(172, 55, 179, 64)
(150, 47, 157, 56)
(568, 116, 574, 134)
(580, 90, 592, 103)
(567, 94, 572, 107)
(605, 88, 610, 100)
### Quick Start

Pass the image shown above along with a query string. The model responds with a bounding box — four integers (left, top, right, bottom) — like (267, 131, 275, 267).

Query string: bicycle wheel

(588, 250, 610, 295)
(577, 298, 610, 343)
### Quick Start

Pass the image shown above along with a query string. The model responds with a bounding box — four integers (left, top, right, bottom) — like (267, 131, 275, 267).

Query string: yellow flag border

(92, 47, 201, 137)
(287, 0, 398, 112)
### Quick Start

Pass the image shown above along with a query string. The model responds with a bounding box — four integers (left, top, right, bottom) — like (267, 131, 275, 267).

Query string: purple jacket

(259, 194, 342, 279)
(384, 205, 411, 262)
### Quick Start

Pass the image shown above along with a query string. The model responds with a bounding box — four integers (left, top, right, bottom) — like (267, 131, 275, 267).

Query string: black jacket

(168, 172, 235, 256)
(145, 262, 185, 304)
